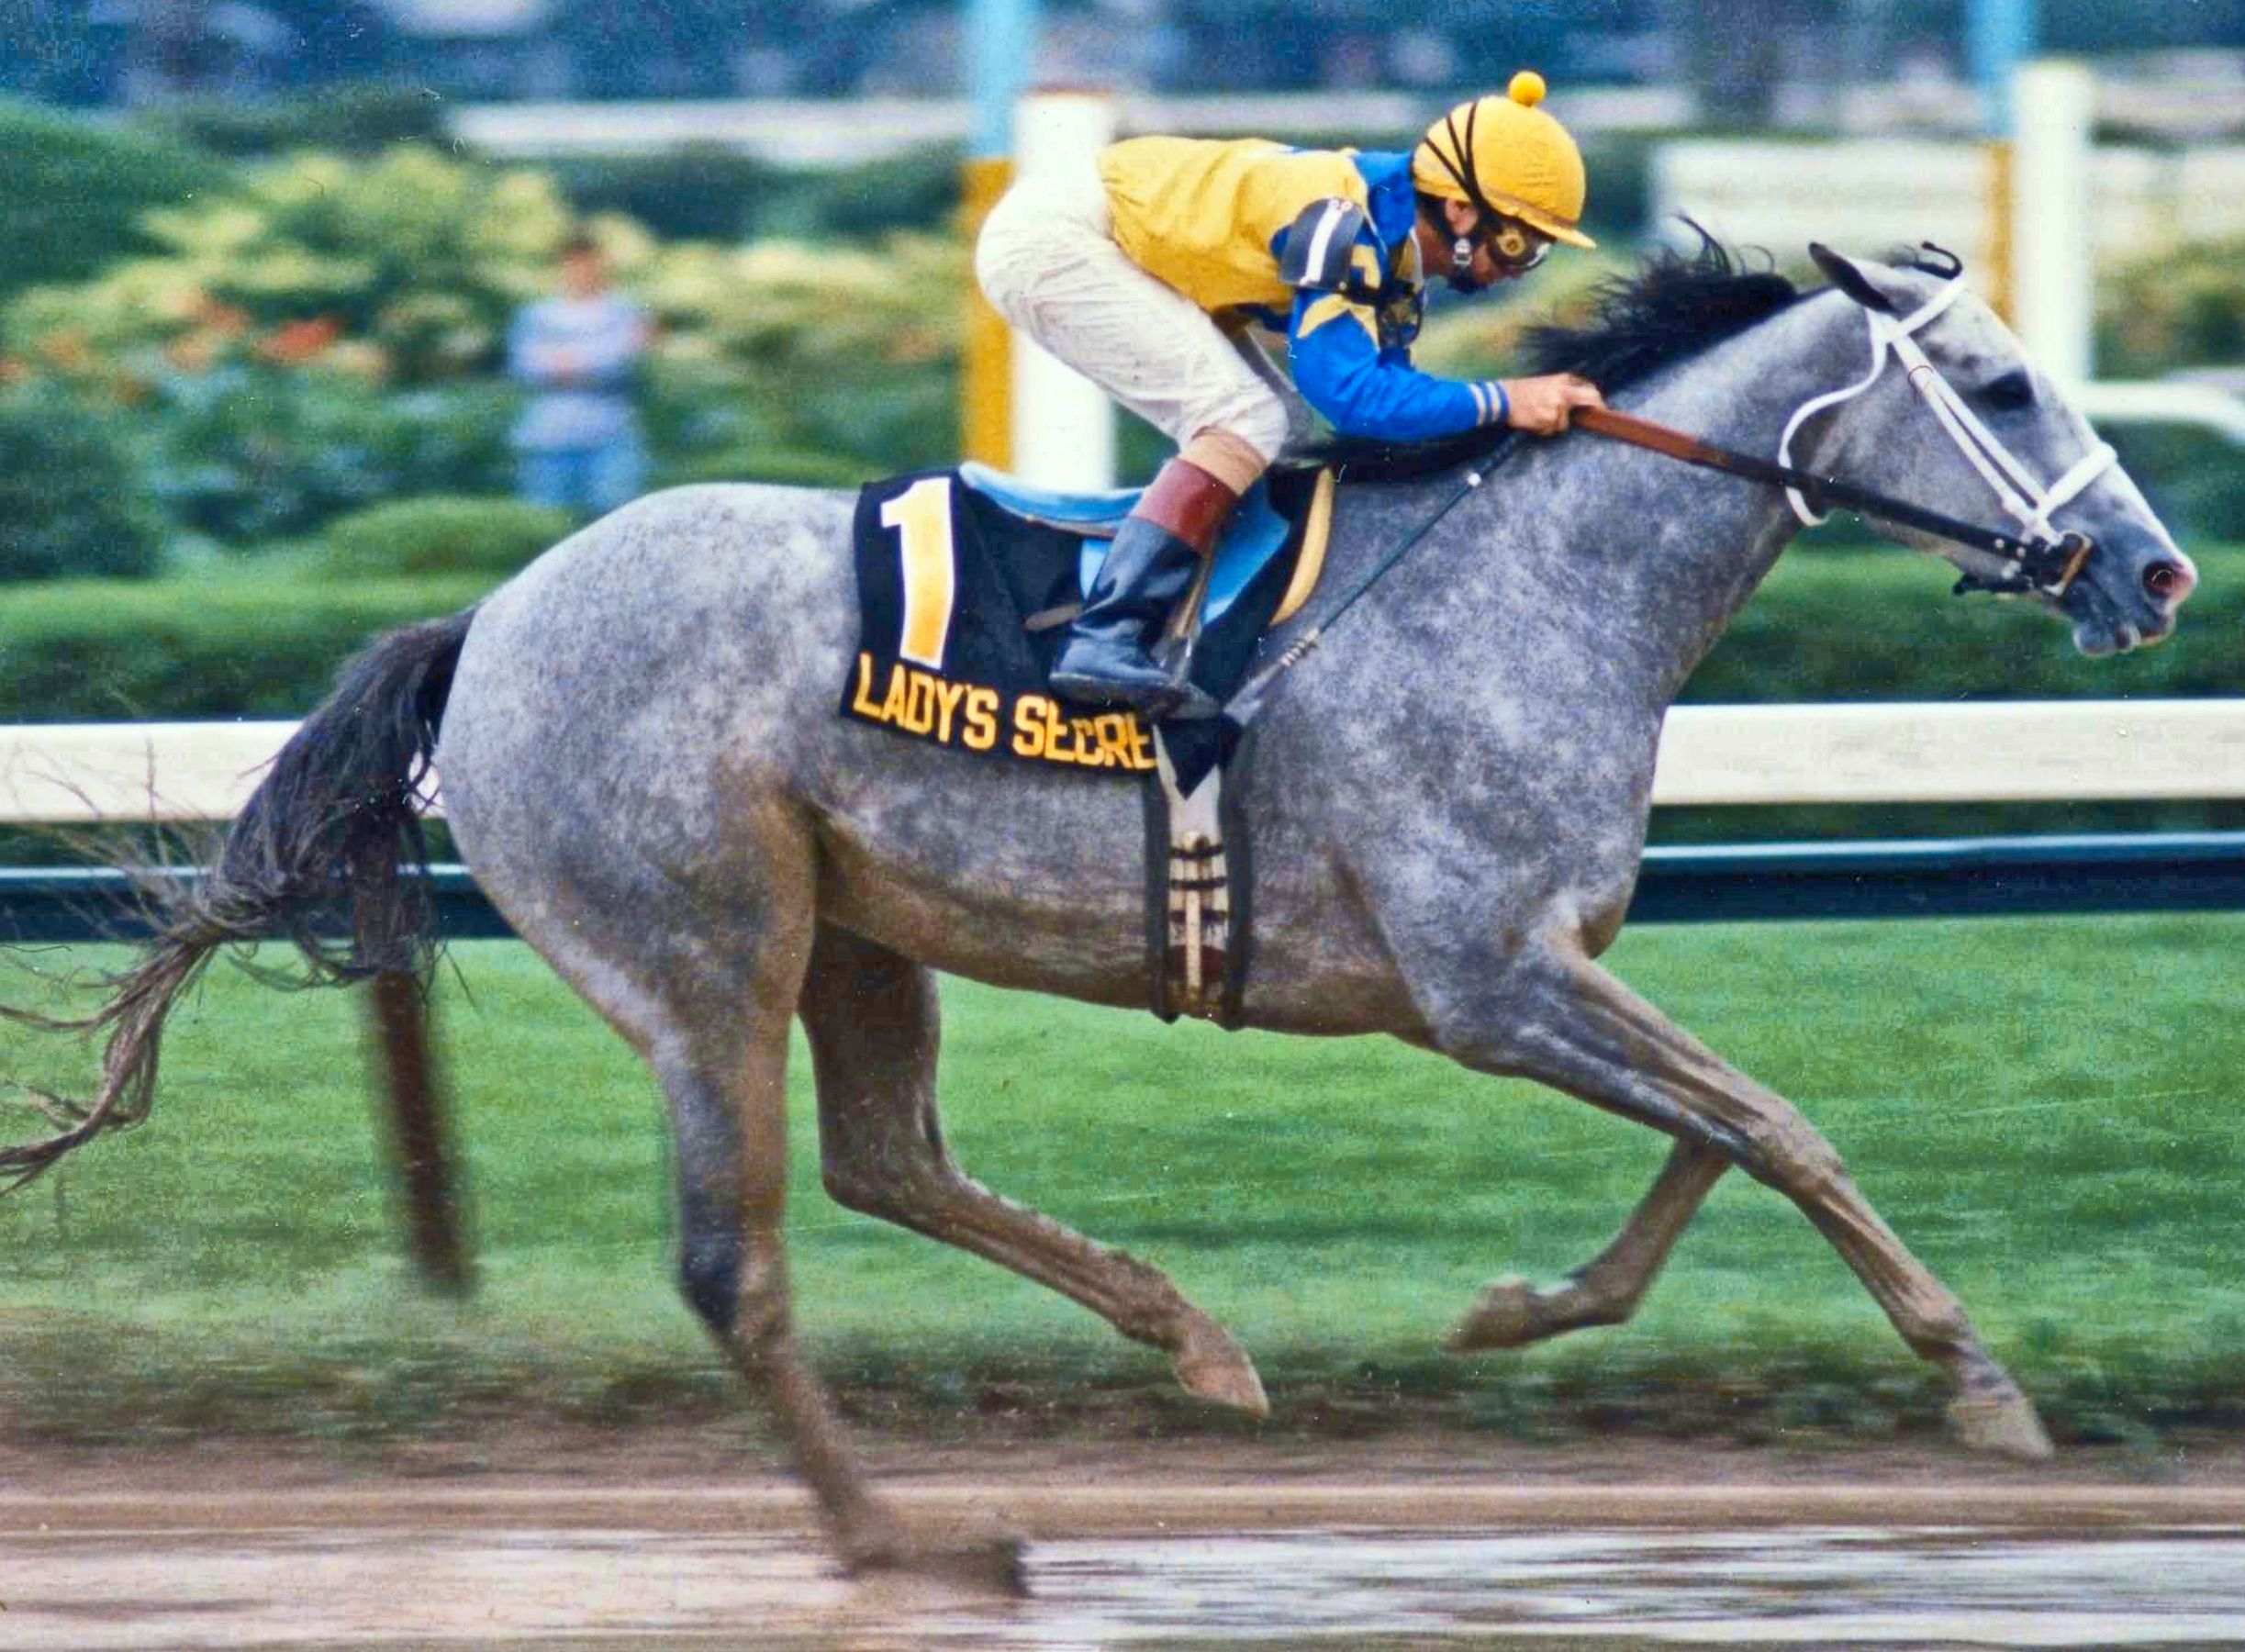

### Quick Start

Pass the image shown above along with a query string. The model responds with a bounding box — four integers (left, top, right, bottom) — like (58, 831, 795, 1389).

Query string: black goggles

(1482, 215, 1552, 273)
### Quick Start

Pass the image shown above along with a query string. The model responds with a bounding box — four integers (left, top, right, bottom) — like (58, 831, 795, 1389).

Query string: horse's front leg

(799, 921, 1268, 1416)
(1446, 1138, 1727, 1352)
(1432, 942, 2051, 1459)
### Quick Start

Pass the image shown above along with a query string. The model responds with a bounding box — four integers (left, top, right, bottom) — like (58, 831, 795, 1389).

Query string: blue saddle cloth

(957, 461, 1296, 630)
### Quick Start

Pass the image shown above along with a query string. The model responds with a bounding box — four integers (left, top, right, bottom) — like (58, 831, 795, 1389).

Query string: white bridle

(1778, 274, 2117, 586)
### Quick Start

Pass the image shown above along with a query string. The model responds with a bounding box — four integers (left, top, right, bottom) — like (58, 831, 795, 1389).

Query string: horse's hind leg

(1447, 1140, 1727, 1352)
(1450, 946, 2050, 1458)
(799, 921, 1268, 1415)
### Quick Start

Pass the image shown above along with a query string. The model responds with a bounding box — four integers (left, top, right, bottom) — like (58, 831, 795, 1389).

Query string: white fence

(4, 703, 2242, 824)
(1653, 140, 2245, 277)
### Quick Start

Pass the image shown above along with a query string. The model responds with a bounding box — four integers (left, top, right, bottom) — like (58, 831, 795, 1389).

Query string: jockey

(977, 71, 1606, 717)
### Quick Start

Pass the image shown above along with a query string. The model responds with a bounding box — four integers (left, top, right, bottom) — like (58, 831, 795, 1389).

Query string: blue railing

(6, 832, 2243, 944)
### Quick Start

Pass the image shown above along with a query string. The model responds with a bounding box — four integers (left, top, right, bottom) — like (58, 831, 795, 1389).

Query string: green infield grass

(0, 917, 2239, 1449)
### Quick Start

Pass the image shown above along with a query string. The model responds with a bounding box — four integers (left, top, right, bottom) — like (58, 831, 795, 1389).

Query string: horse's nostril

(2144, 561, 2188, 601)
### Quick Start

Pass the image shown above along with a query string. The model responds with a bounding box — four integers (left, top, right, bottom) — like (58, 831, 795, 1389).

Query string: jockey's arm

(1286, 293, 1505, 442)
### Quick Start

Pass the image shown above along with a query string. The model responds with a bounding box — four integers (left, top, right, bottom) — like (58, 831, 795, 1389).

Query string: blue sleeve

(1287, 290, 1499, 442)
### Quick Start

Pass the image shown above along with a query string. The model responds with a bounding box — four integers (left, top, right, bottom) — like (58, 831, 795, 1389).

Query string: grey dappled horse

(5, 244, 2197, 1582)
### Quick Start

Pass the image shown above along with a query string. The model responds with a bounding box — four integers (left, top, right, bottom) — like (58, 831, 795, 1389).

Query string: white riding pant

(975, 158, 1295, 465)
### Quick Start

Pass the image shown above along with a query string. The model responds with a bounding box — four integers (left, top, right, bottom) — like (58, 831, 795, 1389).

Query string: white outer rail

(1647, 700, 2245, 806)
(1, 703, 2241, 823)
(2069, 381, 2245, 448)
(0, 721, 307, 823)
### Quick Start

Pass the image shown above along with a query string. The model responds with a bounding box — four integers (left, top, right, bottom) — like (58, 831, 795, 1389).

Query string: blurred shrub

(0, 568, 491, 721)
(0, 385, 163, 582)
(639, 233, 963, 485)
(1690, 541, 2243, 703)
(144, 367, 519, 544)
(1577, 132, 1661, 244)
(6, 144, 575, 387)
(2104, 422, 2245, 546)
(546, 146, 778, 242)
(6, 138, 966, 528)
(0, 98, 228, 301)
(2098, 236, 2245, 378)
(319, 496, 573, 578)
(548, 143, 963, 244)
(754, 146, 965, 240)
(143, 86, 448, 159)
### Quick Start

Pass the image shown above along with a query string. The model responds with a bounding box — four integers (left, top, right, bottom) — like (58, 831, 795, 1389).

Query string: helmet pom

(1508, 70, 1547, 107)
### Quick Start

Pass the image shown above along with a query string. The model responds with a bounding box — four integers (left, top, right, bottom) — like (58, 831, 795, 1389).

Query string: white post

(2012, 59, 2095, 387)
(1008, 90, 1118, 489)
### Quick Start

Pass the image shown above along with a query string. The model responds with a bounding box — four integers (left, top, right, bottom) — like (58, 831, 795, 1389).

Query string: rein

(1574, 406, 2094, 597)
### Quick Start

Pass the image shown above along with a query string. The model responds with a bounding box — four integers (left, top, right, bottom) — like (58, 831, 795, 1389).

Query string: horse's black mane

(1518, 225, 1801, 393)
(1301, 225, 1803, 484)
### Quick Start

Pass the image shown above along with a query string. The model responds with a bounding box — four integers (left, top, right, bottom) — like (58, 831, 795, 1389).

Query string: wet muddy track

(4, 1479, 2244, 1649)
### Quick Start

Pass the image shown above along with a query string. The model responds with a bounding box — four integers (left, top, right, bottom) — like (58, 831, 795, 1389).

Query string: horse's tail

(0, 607, 477, 1192)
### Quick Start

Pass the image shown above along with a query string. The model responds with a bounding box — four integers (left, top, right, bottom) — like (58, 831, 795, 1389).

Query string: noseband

(1776, 272, 2116, 598)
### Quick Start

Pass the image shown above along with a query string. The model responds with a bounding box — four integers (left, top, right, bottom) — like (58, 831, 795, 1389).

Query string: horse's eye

(1981, 370, 2035, 411)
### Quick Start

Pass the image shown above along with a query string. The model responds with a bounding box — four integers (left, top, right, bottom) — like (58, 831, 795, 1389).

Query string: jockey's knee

(1184, 388, 1288, 480)
(1181, 426, 1274, 496)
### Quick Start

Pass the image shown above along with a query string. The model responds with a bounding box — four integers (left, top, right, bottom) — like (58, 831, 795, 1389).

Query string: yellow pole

(960, 155, 1015, 468)
(1984, 137, 2016, 327)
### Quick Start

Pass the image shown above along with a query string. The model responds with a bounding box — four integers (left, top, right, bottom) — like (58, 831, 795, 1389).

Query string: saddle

(955, 462, 1335, 634)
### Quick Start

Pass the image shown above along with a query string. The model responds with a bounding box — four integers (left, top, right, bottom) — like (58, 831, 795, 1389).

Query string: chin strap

(1778, 275, 2116, 595)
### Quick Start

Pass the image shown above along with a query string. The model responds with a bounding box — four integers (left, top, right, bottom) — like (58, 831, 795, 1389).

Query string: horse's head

(1800, 244, 2195, 656)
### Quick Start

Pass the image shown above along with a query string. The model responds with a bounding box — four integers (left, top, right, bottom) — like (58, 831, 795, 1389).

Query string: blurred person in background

(977, 72, 1605, 716)
(508, 233, 652, 519)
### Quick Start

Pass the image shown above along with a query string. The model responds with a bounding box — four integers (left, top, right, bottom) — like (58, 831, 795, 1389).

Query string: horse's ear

(1808, 242, 1897, 315)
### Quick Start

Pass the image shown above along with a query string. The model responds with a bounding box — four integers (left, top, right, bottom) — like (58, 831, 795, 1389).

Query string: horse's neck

(1444, 296, 1854, 709)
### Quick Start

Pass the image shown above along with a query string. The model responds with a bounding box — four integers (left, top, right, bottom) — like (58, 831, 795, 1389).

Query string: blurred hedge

(6, 146, 573, 381)
(318, 496, 575, 578)
(142, 87, 449, 160)
(143, 370, 519, 545)
(0, 99, 228, 300)
(0, 538, 2231, 725)
(0, 384, 164, 581)
(1686, 538, 2241, 703)
(0, 569, 490, 721)
(546, 143, 964, 244)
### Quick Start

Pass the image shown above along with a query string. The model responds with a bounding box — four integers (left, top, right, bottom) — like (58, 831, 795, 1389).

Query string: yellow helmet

(1413, 71, 1595, 251)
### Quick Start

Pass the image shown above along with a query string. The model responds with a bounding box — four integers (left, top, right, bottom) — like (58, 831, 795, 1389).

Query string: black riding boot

(1049, 459, 1236, 719)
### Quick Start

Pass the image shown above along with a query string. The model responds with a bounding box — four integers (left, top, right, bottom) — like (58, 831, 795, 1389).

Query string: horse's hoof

(847, 1531, 1029, 1598)
(1948, 1387, 2055, 1460)
(1174, 1318, 1270, 1416)
(1446, 1276, 1549, 1353)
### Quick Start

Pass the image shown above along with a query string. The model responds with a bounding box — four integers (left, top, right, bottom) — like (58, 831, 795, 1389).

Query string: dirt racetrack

(4, 1432, 2245, 1647)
